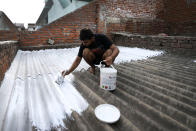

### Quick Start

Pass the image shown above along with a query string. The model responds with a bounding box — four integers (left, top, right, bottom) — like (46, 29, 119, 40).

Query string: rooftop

(0, 46, 196, 131)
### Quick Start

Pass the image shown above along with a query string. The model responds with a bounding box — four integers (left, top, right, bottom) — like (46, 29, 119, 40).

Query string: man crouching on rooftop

(62, 28, 119, 76)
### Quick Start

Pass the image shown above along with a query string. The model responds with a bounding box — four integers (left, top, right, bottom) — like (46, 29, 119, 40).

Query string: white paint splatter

(115, 46, 164, 64)
(0, 46, 163, 131)
(0, 41, 18, 45)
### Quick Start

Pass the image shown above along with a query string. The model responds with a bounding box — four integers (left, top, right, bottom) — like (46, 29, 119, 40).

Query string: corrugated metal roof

(0, 47, 196, 131)
(0, 49, 89, 131)
(72, 53, 196, 131)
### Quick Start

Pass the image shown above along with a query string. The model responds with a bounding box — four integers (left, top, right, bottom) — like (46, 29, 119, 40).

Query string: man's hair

(79, 28, 94, 41)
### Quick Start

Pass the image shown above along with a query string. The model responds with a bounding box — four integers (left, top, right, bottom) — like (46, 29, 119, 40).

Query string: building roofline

(36, 0, 53, 25)
(0, 11, 18, 32)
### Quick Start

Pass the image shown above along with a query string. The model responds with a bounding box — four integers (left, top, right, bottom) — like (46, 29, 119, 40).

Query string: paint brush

(55, 71, 66, 85)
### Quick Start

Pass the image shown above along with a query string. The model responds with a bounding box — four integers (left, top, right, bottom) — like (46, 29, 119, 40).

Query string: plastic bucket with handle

(100, 64, 117, 90)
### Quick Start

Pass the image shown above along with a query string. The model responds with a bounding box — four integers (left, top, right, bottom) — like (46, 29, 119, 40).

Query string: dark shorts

(91, 48, 105, 65)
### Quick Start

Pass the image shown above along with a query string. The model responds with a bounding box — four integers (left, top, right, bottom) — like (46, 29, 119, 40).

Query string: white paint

(1, 75, 89, 131)
(95, 104, 120, 123)
(0, 41, 18, 45)
(194, 60, 196, 63)
(116, 46, 164, 64)
(183, 66, 189, 69)
(113, 8, 153, 18)
(0, 46, 163, 131)
(114, 8, 135, 18)
(0, 50, 89, 131)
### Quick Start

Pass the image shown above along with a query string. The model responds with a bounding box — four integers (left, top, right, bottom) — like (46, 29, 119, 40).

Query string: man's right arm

(62, 56, 82, 76)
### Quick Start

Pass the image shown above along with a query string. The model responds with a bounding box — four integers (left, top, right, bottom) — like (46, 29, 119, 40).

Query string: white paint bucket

(100, 65, 117, 90)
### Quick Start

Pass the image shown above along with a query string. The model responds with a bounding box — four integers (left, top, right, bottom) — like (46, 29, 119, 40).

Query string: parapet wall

(0, 31, 19, 41)
(20, 0, 166, 47)
(112, 32, 196, 50)
(0, 41, 18, 85)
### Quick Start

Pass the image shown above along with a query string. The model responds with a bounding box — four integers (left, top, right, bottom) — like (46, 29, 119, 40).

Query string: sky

(0, 0, 45, 28)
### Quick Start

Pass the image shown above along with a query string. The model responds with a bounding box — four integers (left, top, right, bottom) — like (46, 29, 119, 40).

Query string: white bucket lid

(94, 104, 120, 123)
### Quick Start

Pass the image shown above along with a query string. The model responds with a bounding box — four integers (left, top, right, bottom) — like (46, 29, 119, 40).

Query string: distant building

(14, 23, 25, 31)
(36, 0, 93, 28)
(0, 11, 18, 31)
(27, 23, 37, 31)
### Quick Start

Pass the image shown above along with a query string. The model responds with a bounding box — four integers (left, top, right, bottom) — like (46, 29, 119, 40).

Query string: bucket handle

(100, 61, 115, 69)
(110, 65, 115, 69)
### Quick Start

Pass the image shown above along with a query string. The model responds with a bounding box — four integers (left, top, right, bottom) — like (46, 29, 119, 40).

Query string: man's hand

(61, 56, 82, 77)
(103, 56, 113, 66)
(103, 44, 119, 66)
(62, 70, 69, 77)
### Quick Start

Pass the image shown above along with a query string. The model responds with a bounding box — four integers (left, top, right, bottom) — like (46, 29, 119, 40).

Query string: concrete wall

(48, 0, 89, 24)
(0, 41, 18, 85)
(48, 0, 69, 23)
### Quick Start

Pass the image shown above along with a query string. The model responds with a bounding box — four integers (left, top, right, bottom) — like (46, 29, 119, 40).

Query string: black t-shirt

(78, 34, 113, 58)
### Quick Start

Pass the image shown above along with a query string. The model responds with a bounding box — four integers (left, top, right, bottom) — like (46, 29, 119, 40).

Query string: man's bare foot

(88, 66, 95, 74)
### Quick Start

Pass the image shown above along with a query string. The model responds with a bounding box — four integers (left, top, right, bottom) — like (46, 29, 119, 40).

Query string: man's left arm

(104, 44, 119, 65)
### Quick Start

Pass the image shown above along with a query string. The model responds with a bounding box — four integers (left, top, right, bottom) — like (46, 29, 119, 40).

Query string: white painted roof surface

(0, 46, 163, 131)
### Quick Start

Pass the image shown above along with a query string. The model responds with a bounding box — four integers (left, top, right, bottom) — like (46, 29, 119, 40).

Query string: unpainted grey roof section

(71, 50, 196, 131)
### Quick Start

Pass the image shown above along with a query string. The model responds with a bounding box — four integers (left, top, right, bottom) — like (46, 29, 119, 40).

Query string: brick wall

(125, 18, 168, 35)
(98, 0, 160, 20)
(0, 31, 19, 41)
(20, 0, 196, 47)
(20, 1, 97, 47)
(20, 0, 167, 46)
(167, 21, 196, 36)
(112, 32, 196, 49)
(98, 0, 196, 36)
(0, 41, 18, 85)
(96, 0, 166, 37)
(158, 0, 196, 36)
